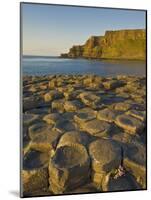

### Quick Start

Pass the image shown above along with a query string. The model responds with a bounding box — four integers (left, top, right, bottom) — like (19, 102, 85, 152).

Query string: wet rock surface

(22, 75, 146, 196)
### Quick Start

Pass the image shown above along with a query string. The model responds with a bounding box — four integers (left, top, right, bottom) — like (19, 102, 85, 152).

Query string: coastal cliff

(60, 29, 146, 60)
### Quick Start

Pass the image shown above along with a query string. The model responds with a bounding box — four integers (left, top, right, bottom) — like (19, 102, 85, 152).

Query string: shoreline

(23, 55, 146, 62)
(59, 56, 146, 62)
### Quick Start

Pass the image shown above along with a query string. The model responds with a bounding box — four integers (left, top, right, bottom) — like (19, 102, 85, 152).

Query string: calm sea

(22, 56, 146, 77)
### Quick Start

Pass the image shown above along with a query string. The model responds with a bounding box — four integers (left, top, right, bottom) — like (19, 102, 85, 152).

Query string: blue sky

(22, 3, 146, 56)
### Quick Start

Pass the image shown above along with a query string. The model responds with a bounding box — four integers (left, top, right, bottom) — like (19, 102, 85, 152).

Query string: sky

(22, 3, 146, 56)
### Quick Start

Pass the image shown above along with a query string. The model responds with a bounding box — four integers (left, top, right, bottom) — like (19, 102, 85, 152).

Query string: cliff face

(60, 29, 146, 60)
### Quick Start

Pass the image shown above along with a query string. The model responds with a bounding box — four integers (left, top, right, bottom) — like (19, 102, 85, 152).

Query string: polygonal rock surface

(103, 80, 124, 90)
(91, 171, 106, 187)
(64, 100, 83, 112)
(23, 96, 44, 111)
(51, 99, 65, 113)
(29, 122, 53, 140)
(22, 150, 49, 195)
(57, 131, 92, 148)
(54, 120, 76, 133)
(43, 113, 61, 125)
(74, 107, 97, 124)
(115, 114, 144, 134)
(63, 91, 77, 100)
(23, 114, 40, 127)
(123, 141, 146, 188)
(77, 107, 97, 116)
(102, 172, 140, 191)
(79, 92, 101, 107)
(97, 108, 117, 123)
(44, 90, 63, 102)
(83, 77, 93, 86)
(30, 129, 62, 152)
(49, 80, 56, 89)
(23, 75, 146, 194)
(23, 126, 30, 148)
(89, 139, 122, 173)
(126, 110, 146, 121)
(81, 119, 111, 137)
(112, 102, 131, 111)
(25, 107, 50, 115)
(49, 143, 90, 193)
(67, 182, 99, 194)
(23, 189, 52, 198)
(123, 159, 146, 189)
(111, 132, 134, 144)
(61, 112, 76, 120)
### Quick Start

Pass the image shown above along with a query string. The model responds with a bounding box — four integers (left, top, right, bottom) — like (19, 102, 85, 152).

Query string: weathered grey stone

(126, 110, 146, 121)
(23, 75, 146, 193)
(23, 126, 30, 150)
(101, 95, 125, 105)
(81, 119, 111, 137)
(39, 82, 48, 90)
(123, 141, 146, 188)
(123, 159, 146, 189)
(28, 85, 39, 92)
(49, 80, 56, 89)
(22, 150, 49, 194)
(79, 92, 101, 107)
(111, 132, 134, 144)
(23, 96, 45, 111)
(63, 90, 76, 100)
(92, 171, 106, 187)
(64, 100, 83, 112)
(94, 76, 104, 84)
(57, 131, 91, 148)
(51, 99, 65, 113)
(115, 114, 144, 134)
(49, 144, 90, 193)
(29, 122, 53, 140)
(78, 107, 97, 114)
(43, 113, 61, 125)
(74, 107, 97, 124)
(57, 86, 69, 93)
(61, 112, 76, 121)
(44, 90, 63, 102)
(67, 182, 98, 194)
(131, 103, 146, 111)
(116, 92, 130, 99)
(101, 172, 140, 191)
(30, 129, 62, 152)
(25, 107, 50, 115)
(23, 114, 40, 127)
(23, 189, 52, 198)
(103, 80, 124, 90)
(89, 139, 122, 173)
(54, 120, 76, 133)
(112, 102, 131, 111)
(97, 108, 117, 123)
(83, 77, 94, 86)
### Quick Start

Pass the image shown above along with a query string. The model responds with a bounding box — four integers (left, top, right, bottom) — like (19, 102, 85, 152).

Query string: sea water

(22, 56, 146, 76)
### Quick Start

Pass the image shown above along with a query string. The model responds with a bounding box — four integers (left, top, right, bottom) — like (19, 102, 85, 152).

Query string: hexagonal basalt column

(22, 150, 50, 196)
(49, 143, 90, 194)
(89, 139, 122, 187)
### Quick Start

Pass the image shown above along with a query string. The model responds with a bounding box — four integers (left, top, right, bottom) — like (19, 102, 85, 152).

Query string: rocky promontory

(22, 74, 146, 197)
(60, 29, 146, 60)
